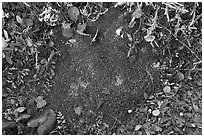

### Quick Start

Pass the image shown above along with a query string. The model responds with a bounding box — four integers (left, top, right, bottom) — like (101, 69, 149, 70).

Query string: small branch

(157, 23, 201, 61)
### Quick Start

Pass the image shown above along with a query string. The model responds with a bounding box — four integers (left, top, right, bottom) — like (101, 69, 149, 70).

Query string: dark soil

(48, 7, 161, 133)
(2, 2, 202, 135)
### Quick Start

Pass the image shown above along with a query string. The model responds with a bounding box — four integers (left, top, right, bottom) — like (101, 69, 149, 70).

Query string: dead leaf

(160, 117, 169, 123)
(77, 23, 86, 33)
(25, 37, 33, 47)
(114, 2, 127, 7)
(126, 33, 133, 42)
(193, 103, 200, 112)
(35, 41, 43, 46)
(14, 107, 26, 114)
(97, 99, 104, 110)
(135, 125, 142, 131)
(143, 92, 148, 99)
(4, 52, 13, 64)
(16, 15, 23, 24)
(3, 29, 10, 41)
(139, 106, 148, 112)
(154, 125, 162, 131)
(16, 114, 31, 122)
(2, 119, 16, 131)
(68, 6, 80, 21)
(62, 27, 73, 39)
(74, 106, 82, 116)
(132, 8, 142, 18)
(144, 34, 155, 42)
(27, 116, 44, 128)
(101, 88, 110, 94)
(37, 109, 56, 135)
(35, 96, 47, 109)
(68, 39, 77, 44)
(37, 100, 47, 109)
(2, 37, 8, 50)
(194, 114, 202, 128)
(159, 99, 169, 109)
(176, 72, 184, 81)
(116, 26, 123, 36)
(35, 96, 43, 102)
(160, 107, 169, 113)
(25, 18, 33, 26)
(27, 109, 56, 135)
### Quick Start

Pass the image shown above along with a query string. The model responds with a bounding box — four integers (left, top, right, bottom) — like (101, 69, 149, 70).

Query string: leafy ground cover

(2, 2, 202, 135)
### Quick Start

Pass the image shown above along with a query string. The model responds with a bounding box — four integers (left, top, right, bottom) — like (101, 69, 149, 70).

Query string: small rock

(128, 110, 133, 113)
(163, 85, 171, 93)
(152, 109, 160, 116)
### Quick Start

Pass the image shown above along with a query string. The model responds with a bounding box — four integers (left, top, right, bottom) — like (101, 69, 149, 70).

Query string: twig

(90, 28, 99, 44)
(107, 114, 123, 125)
(193, 60, 202, 65)
(23, 2, 30, 7)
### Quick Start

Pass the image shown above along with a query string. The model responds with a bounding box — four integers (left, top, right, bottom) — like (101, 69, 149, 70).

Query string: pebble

(128, 109, 133, 113)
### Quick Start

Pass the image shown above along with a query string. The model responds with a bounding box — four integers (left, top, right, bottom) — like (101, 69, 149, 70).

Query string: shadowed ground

(49, 7, 161, 131)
